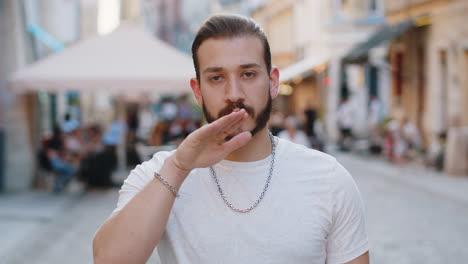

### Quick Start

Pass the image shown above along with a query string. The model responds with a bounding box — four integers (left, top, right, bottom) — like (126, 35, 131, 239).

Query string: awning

(279, 56, 328, 83)
(343, 19, 414, 63)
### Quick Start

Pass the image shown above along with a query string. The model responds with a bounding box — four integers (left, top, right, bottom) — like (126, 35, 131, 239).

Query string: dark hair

(191, 14, 271, 82)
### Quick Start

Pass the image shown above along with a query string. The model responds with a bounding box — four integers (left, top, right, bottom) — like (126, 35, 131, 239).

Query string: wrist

(161, 155, 191, 183)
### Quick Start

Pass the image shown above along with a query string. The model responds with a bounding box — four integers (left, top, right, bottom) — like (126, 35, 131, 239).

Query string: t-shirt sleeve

(326, 161, 369, 264)
(111, 151, 168, 216)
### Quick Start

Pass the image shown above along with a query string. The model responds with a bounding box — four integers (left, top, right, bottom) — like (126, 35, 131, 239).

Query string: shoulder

(278, 137, 335, 165)
(278, 138, 356, 187)
(276, 138, 339, 178)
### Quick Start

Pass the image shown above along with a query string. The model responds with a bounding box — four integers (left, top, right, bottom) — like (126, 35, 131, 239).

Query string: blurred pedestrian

(304, 103, 317, 137)
(61, 112, 79, 136)
(45, 124, 78, 193)
(278, 115, 310, 147)
(401, 117, 421, 160)
(137, 105, 155, 142)
(367, 96, 383, 134)
(384, 118, 407, 164)
(94, 14, 369, 264)
(149, 121, 168, 146)
(367, 95, 384, 146)
(160, 98, 178, 121)
(269, 110, 284, 136)
(337, 97, 354, 151)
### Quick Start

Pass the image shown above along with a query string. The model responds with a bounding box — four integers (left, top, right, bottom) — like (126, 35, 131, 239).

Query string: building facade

(1, 0, 37, 191)
(385, 0, 468, 174)
(252, 0, 325, 123)
(0, 0, 94, 192)
(322, 0, 386, 142)
(252, 0, 386, 142)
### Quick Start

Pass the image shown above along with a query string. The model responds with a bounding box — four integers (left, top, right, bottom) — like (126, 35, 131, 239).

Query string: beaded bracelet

(154, 172, 180, 198)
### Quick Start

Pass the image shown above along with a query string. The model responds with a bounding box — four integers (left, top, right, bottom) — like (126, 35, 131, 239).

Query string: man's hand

(344, 251, 369, 264)
(171, 109, 252, 173)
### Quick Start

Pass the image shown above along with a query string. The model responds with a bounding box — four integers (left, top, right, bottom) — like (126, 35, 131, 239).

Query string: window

(333, 0, 383, 22)
(339, 0, 367, 20)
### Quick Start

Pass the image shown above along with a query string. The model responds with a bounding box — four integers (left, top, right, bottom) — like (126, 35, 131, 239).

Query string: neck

(225, 128, 272, 162)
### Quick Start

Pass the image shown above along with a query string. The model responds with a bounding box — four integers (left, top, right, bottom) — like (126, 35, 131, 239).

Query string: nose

(224, 77, 245, 103)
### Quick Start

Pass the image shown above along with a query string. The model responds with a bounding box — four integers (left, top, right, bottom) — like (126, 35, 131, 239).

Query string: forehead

(197, 36, 266, 72)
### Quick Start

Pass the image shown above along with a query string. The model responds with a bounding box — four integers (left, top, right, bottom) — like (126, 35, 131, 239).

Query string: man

(337, 97, 354, 151)
(93, 14, 369, 264)
(278, 115, 311, 148)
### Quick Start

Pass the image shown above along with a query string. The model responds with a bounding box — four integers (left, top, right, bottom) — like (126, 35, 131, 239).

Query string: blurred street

(1, 153, 468, 264)
(1, 0, 468, 263)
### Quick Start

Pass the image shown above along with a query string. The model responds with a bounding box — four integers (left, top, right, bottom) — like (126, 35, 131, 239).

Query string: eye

(210, 75, 224, 82)
(243, 71, 256, 79)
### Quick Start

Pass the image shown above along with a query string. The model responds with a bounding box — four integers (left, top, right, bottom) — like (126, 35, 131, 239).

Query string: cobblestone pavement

(1, 154, 468, 263)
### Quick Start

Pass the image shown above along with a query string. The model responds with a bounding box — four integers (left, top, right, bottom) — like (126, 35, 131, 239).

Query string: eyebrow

(203, 66, 223, 74)
(239, 63, 261, 69)
(202, 63, 262, 74)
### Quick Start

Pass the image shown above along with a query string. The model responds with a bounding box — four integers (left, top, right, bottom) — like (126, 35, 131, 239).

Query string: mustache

(218, 101, 255, 118)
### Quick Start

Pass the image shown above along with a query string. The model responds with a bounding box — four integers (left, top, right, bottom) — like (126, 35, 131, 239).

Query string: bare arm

(93, 109, 251, 264)
(344, 251, 369, 264)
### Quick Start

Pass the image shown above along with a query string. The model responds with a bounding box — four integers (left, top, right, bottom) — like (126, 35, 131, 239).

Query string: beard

(202, 92, 272, 139)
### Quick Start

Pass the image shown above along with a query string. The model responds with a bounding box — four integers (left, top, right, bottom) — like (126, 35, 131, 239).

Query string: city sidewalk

(0, 189, 119, 264)
(1, 154, 467, 263)
(0, 170, 130, 264)
(335, 152, 468, 206)
(0, 190, 84, 261)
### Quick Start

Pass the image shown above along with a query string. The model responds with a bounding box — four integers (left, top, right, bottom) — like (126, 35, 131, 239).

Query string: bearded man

(93, 14, 369, 264)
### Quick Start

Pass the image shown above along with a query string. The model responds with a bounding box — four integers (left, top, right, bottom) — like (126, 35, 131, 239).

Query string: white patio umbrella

(9, 23, 195, 95)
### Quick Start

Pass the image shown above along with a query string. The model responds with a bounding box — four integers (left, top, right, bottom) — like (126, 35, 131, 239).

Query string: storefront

(278, 56, 328, 121)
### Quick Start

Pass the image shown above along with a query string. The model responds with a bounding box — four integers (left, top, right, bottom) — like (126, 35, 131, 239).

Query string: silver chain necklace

(209, 130, 276, 213)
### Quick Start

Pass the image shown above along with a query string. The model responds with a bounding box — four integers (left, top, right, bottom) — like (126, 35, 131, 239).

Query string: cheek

(201, 94, 223, 115)
(252, 88, 270, 106)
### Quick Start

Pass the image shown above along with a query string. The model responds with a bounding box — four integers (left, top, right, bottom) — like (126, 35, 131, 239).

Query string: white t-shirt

(113, 138, 368, 264)
(278, 130, 311, 148)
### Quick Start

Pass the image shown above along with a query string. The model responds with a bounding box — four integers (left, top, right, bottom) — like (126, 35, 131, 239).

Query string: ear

(190, 78, 203, 107)
(269, 67, 280, 99)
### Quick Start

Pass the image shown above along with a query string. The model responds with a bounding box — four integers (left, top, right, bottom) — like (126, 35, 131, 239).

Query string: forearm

(93, 156, 189, 264)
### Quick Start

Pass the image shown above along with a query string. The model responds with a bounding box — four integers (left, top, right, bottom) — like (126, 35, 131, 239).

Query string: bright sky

(98, 0, 121, 35)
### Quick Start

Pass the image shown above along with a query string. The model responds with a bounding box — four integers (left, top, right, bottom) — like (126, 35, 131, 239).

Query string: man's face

(190, 36, 279, 138)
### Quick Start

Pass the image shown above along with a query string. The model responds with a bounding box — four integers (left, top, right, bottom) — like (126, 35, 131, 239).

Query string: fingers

(213, 109, 247, 132)
(197, 109, 247, 138)
(222, 131, 252, 153)
(222, 114, 247, 138)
